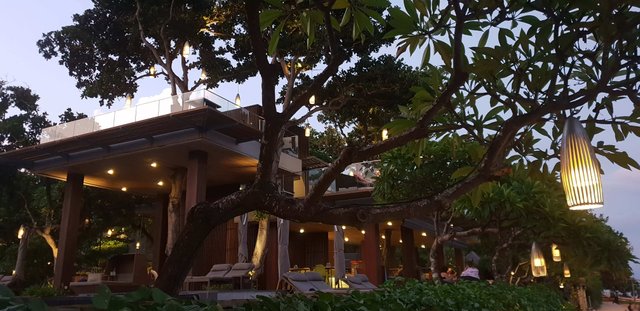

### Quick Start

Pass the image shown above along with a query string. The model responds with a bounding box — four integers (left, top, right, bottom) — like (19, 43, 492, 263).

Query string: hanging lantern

(182, 41, 191, 58)
(530, 242, 547, 277)
(235, 93, 241, 106)
(200, 68, 208, 80)
(563, 263, 571, 278)
(17, 225, 25, 239)
(125, 95, 133, 108)
(551, 243, 562, 262)
(381, 128, 389, 141)
(308, 95, 316, 105)
(304, 124, 311, 137)
(560, 117, 603, 210)
(149, 65, 157, 78)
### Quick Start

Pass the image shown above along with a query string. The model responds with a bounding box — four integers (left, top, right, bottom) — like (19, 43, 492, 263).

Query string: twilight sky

(1, 2, 639, 278)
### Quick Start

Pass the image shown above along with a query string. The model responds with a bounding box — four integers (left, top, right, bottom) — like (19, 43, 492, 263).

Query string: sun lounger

(183, 263, 232, 290)
(278, 272, 348, 294)
(344, 274, 377, 291)
(225, 262, 255, 289)
(69, 253, 149, 295)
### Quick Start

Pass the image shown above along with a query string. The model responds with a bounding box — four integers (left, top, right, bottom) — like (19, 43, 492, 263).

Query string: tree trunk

(166, 169, 186, 256)
(9, 227, 31, 290)
(251, 217, 270, 275)
(429, 237, 443, 279)
(38, 227, 58, 260)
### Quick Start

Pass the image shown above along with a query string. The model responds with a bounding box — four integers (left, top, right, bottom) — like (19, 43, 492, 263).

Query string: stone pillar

(53, 172, 84, 289)
(152, 194, 168, 271)
(361, 224, 382, 285)
(400, 226, 418, 279)
(185, 150, 208, 217)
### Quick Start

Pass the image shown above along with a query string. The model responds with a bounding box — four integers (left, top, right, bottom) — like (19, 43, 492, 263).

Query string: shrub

(237, 279, 575, 311)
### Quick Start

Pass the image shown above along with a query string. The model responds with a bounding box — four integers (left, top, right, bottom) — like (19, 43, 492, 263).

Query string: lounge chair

(69, 253, 149, 295)
(225, 262, 255, 289)
(278, 272, 347, 294)
(344, 274, 377, 291)
(183, 263, 232, 290)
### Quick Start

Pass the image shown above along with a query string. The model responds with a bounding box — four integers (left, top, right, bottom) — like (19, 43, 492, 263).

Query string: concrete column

(185, 150, 208, 217)
(400, 226, 418, 279)
(53, 172, 84, 289)
(361, 224, 382, 285)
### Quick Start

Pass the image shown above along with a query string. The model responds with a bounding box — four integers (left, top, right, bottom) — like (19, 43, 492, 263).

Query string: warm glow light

(182, 41, 191, 58)
(121, 187, 127, 192)
(149, 65, 156, 77)
(125, 95, 132, 108)
(304, 124, 311, 137)
(559, 282, 564, 289)
(341, 225, 346, 230)
(200, 68, 208, 80)
(12, 270, 15, 275)
(107, 169, 114, 175)
(308, 95, 316, 105)
(510, 271, 515, 276)
(530, 242, 547, 277)
(235, 93, 241, 106)
(361, 230, 366, 234)
(381, 128, 389, 141)
(157, 181, 164, 186)
(560, 117, 604, 210)
(17, 226, 25, 239)
(563, 263, 571, 278)
(421, 244, 426, 249)
(381, 234, 386, 239)
(299, 228, 305, 233)
(421, 232, 427, 237)
(84, 218, 90, 225)
(135, 241, 141, 250)
(551, 244, 562, 262)
(348, 170, 354, 177)
(399, 239, 403, 243)
(150, 162, 158, 168)
(344, 237, 349, 242)
(107, 229, 113, 237)
(387, 221, 393, 226)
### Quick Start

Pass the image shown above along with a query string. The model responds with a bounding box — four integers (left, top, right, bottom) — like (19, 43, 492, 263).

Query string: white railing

(40, 89, 264, 143)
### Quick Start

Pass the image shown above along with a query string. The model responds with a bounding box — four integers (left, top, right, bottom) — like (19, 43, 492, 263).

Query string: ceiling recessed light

(361, 230, 366, 234)
(299, 228, 305, 233)
(421, 232, 427, 237)
(344, 237, 349, 242)
(387, 221, 393, 226)
(121, 187, 127, 192)
(157, 180, 164, 186)
(381, 235, 386, 239)
(399, 239, 403, 243)
(341, 225, 346, 230)
(107, 169, 114, 175)
(421, 244, 426, 249)
(150, 162, 157, 168)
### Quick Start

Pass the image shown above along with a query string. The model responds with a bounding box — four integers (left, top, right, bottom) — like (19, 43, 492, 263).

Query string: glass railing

(40, 89, 264, 143)
(281, 130, 300, 157)
(308, 160, 380, 193)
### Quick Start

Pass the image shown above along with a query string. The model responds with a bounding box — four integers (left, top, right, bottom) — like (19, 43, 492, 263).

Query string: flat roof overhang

(0, 106, 298, 194)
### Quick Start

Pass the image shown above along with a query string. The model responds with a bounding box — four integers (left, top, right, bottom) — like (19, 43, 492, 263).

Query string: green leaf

(478, 29, 489, 48)
(151, 288, 171, 303)
(433, 40, 452, 68)
(340, 7, 352, 27)
(421, 43, 431, 68)
(259, 9, 283, 31)
(267, 19, 286, 56)
(452, 166, 474, 180)
(388, 7, 414, 33)
(92, 285, 111, 310)
(332, 0, 350, 9)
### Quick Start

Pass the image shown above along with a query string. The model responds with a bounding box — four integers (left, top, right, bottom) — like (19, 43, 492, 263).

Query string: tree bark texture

(251, 217, 270, 275)
(9, 228, 31, 290)
(166, 168, 185, 256)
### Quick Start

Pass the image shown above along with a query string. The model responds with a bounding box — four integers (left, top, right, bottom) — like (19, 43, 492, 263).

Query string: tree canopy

(38, 0, 640, 294)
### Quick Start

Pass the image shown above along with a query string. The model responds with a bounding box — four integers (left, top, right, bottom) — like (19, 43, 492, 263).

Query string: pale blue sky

(1, 1, 638, 278)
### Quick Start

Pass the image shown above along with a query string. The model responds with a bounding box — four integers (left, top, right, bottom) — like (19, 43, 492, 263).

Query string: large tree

(39, 0, 640, 294)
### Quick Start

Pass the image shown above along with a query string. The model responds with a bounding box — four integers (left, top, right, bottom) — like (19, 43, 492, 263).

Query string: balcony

(308, 160, 381, 194)
(40, 89, 264, 144)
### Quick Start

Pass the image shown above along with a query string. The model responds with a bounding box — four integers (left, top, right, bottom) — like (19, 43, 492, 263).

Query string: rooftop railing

(308, 160, 381, 193)
(40, 89, 264, 144)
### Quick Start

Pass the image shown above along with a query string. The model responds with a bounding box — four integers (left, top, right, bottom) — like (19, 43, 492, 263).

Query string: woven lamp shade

(530, 242, 547, 277)
(563, 263, 571, 278)
(560, 117, 604, 210)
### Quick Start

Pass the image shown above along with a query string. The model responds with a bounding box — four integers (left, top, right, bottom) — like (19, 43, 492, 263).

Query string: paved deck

(598, 302, 630, 311)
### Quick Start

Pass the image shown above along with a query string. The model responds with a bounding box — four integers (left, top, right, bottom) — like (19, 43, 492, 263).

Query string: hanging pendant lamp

(551, 243, 562, 262)
(560, 117, 603, 210)
(530, 242, 547, 277)
(563, 263, 571, 278)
